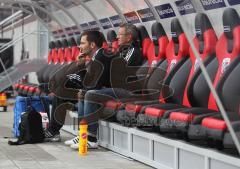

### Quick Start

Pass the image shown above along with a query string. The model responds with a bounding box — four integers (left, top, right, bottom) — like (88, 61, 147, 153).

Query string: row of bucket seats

(14, 37, 80, 95)
(100, 8, 240, 151)
(13, 24, 153, 96)
(13, 7, 240, 151)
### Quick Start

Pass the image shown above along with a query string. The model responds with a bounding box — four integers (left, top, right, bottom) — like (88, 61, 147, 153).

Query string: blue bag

(13, 96, 49, 137)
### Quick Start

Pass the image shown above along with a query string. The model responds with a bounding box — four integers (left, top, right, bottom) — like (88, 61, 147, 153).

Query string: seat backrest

(101, 33, 108, 49)
(69, 37, 79, 62)
(219, 52, 240, 113)
(147, 22, 168, 67)
(102, 41, 109, 49)
(76, 35, 81, 46)
(161, 18, 190, 104)
(72, 46, 80, 62)
(135, 23, 168, 89)
(47, 41, 55, 64)
(107, 30, 118, 51)
(207, 8, 240, 111)
(165, 18, 189, 75)
(51, 41, 58, 65)
(137, 25, 152, 59)
(62, 39, 70, 64)
(182, 13, 218, 107)
(65, 37, 75, 63)
(53, 40, 62, 64)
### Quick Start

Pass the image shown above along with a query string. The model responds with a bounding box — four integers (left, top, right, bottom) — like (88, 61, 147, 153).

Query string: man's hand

(76, 54, 86, 66)
(48, 92, 55, 98)
(77, 89, 86, 100)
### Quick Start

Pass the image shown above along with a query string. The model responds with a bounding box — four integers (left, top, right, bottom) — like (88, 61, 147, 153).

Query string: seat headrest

(194, 13, 217, 54)
(151, 22, 166, 45)
(49, 41, 55, 49)
(62, 39, 69, 48)
(171, 18, 183, 43)
(195, 13, 213, 41)
(107, 30, 117, 43)
(76, 35, 81, 46)
(69, 37, 77, 46)
(55, 40, 62, 48)
(223, 8, 240, 39)
(138, 25, 150, 40)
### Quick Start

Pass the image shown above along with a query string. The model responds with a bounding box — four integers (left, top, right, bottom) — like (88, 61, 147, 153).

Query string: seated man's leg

(83, 88, 132, 128)
(45, 96, 75, 142)
(78, 100, 84, 118)
(84, 90, 101, 139)
(91, 88, 131, 99)
(69, 94, 100, 149)
(66, 100, 84, 147)
(48, 96, 66, 133)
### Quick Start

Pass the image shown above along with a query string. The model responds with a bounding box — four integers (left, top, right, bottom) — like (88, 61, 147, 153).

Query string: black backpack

(8, 104, 45, 145)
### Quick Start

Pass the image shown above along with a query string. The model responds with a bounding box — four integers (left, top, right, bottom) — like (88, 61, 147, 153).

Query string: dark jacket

(119, 43, 143, 66)
(83, 48, 113, 90)
(108, 43, 144, 89)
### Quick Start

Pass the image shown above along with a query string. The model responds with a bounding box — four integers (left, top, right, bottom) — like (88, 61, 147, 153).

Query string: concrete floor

(0, 105, 153, 169)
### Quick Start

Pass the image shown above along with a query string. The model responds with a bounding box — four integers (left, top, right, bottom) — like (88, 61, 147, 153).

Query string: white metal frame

(99, 120, 240, 169)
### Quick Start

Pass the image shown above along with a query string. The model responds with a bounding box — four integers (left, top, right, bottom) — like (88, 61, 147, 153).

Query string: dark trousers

(48, 96, 75, 134)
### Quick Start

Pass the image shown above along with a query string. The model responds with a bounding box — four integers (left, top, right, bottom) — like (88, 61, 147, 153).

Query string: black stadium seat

(153, 13, 218, 134)
(137, 25, 152, 60)
(61, 39, 70, 64)
(182, 8, 240, 148)
(147, 22, 168, 67)
(70, 37, 79, 62)
(106, 30, 118, 52)
(40, 41, 55, 81)
(151, 8, 240, 147)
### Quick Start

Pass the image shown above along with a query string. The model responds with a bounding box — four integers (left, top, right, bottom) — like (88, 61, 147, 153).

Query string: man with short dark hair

(44, 31, 112, 145)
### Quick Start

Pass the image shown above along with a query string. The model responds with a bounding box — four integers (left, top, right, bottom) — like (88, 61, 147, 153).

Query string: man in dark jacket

(117, 23, 142, 66)
(44, 31, 113, 142)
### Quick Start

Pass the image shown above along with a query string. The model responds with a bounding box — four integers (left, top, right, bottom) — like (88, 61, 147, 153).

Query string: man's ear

(90, 42, 96, 49)
(127, 34, 133, 43)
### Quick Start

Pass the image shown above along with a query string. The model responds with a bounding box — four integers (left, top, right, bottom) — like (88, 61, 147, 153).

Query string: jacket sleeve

(125, 47, 143, 66)
(83, 53, 105, 90)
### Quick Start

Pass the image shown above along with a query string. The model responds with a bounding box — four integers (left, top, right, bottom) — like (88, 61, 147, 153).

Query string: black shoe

(44, 129, 61, 142)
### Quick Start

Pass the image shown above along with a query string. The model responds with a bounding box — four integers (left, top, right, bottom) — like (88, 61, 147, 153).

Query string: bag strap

(25, 97, 32, 112)
(39, 96, 50, 118)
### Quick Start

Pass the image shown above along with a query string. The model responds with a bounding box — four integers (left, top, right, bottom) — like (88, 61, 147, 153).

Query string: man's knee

(85, 90, 98, 99)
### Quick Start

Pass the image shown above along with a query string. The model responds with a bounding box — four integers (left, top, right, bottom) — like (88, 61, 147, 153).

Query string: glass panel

(85, 0, 117, 18)
(52, 10, 75, 27)
(38, 21, 49, 59)
(67, 5, 94, 31)
(112, 0, 148, 13)
(31, 0, 58, 11)
(0, 9, 13, 22)
(0, 1, 61, 33)
(55, 0, 74, 9)
(22, 4, 34, 13)
(34, 8, 50, 22)
(31, 0, 76, 29)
